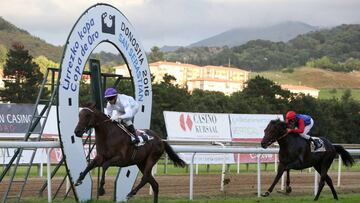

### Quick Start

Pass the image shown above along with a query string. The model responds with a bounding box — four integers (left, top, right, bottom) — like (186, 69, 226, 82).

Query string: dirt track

(1, 171, 359, 200)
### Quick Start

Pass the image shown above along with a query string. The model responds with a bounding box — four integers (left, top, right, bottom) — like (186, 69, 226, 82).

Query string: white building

(281, 84, 320, 98)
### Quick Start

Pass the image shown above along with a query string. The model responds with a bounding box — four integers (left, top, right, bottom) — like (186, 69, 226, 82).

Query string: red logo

(179, 114, 193, 131)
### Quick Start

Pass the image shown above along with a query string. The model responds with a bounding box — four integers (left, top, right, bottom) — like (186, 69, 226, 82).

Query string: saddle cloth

(115, 123, 153, 147)
(310, 137, 326, 152)
(131, 129, 154, 147)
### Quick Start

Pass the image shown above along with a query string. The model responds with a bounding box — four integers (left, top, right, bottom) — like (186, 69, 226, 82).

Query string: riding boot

(128, 124, 140, 144)
(309, 137, 321, 150)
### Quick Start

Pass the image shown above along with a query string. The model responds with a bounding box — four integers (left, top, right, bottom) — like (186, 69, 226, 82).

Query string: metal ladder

(0, 68, 58, 203)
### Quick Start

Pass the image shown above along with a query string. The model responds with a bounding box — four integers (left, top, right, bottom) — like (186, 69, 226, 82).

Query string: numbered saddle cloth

(131, 129, 154, 147)
(310, 137, 326, 152)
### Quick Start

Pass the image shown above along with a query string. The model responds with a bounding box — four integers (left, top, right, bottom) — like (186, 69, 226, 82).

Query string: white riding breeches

(123, 119, 133, 126)
(299, 118, 314, 139)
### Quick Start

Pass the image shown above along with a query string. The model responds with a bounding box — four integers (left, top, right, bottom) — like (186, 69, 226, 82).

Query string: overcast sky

(0, 0, 359, 51)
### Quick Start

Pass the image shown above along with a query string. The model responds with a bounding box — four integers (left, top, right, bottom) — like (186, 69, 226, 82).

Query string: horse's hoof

(126, 194, 133, 200)
(286, 186, 292, 194)
(127, 191, 135, 199)
(98, 188, 105, 196)
(74, 180, 82, 186)
(261, 191, 270, 197)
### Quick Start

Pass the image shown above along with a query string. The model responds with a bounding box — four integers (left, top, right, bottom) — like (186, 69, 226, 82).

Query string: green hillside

(0, 17, 63, 62)
(164, 24, 360, 72)
(251, 67, 360, 89)
(252, 67, 360, 100)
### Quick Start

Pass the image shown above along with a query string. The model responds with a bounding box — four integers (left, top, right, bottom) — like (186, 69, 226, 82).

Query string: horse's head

(74, 105, 99, 138)
(261, 119, 287, 149)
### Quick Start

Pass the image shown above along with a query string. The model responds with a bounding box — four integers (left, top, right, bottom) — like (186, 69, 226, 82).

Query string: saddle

(114, 122, 153, 147)
(310, 137, 326, 152)
(131, 130, 154, 147)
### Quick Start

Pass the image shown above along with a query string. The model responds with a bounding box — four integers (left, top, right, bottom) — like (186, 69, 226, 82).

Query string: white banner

(230, 114, 283, 142)
(179, 153, 235, 164)
(164, 111, 231, 141)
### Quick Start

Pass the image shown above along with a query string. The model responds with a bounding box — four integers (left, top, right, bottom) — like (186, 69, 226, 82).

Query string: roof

(187, 77, 243, 83)
(150, 61, 200, 68)
(203, 65, 249, 73)
(281, 84, 319, 91)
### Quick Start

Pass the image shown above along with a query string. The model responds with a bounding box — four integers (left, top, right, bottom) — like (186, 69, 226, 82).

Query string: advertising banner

(234, 153, 277, 163)
(164, 111, 231, 141)
(179, 153, 235, 164)
(0, 104, 41, 136)
(230, 114, 283, 142)
(230, 114, 282, 163)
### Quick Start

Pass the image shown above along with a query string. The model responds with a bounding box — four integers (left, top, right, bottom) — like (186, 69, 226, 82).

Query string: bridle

(78, 107, 110, 134)
(264, 124, 288, 146)
(80, 107, 133, 138)
(277, 131, 289, 141)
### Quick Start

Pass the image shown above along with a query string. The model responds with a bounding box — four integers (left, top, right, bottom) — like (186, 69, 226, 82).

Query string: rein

(82, 107, 133, 137)
(81, 107, 110, 128)
(277, 132, 289, 141)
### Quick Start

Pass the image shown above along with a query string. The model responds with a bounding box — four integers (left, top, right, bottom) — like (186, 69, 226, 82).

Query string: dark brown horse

(261, 119, 354, 201)
(73, 104, 186, 203)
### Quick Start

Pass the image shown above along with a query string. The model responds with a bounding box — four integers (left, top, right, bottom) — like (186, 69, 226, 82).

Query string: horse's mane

(81, 103, 108, 119)
(270, 119, 287, 130)
(270, 119, 284, 125)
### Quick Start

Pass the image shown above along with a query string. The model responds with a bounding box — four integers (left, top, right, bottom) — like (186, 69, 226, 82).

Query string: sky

(0, 0, 360, 51)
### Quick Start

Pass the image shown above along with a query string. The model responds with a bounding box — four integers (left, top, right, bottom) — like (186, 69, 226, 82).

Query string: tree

(0, 44, 7, 67)
(33, 55, 59, 74)
(151, 74, 190, 138)
(0, 42, 44, 103)
(148, 46, 164, 62)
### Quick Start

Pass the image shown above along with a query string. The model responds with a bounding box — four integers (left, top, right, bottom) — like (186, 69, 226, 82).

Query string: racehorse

(261, 119, 354, 201)
(73, 104, 186, 203)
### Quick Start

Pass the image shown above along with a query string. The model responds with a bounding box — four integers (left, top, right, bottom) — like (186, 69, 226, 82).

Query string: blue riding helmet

(104, 87, 118, 98)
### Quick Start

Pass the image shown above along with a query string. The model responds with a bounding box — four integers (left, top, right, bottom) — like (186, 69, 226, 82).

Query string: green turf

(4, 158, 359, 178)
(21, 193, 360, 203)
(319, 88, 360, 101)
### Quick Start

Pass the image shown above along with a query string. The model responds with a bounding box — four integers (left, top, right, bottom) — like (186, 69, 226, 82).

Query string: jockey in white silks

(104, 87, 140, 144)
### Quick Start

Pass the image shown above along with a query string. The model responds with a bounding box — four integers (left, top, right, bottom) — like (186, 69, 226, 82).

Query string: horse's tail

(163, 141, 186, 168)
(334, 145, 355, 167)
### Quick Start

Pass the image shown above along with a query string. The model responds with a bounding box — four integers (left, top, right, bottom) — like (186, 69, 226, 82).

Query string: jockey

(285, 111, 321, 150)
(104, 87, 140, 144)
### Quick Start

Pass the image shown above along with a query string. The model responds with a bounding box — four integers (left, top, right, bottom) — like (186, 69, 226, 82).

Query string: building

(114, 61, 249, 95)
(281, 84, 320, 98)
(0, 69, 4, 89)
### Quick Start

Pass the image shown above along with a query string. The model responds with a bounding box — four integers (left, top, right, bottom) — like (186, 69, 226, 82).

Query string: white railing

(0, 141, 60, 203)
(1, 141, 359, 201)
(171, 145, 360, 200)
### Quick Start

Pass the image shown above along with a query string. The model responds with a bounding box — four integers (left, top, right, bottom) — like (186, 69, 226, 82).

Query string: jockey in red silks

(285, 111, 321, 150)
(104, 87, 140, 144)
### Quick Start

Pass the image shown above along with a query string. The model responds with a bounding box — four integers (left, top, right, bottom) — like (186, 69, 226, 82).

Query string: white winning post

(57, 3, 152, 202)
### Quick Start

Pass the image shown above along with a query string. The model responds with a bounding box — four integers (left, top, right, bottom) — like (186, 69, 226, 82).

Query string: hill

(0, 17, 63, 62)
(252, 67, 360, 89)
(164, 24, 360, 72)
(189, 21, 318, 47)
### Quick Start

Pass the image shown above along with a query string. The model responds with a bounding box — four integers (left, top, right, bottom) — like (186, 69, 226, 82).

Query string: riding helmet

(285, 111, 296, 122)
(104, 87, 118, 98)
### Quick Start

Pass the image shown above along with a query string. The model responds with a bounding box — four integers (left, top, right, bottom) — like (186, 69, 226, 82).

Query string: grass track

(22, 193, 360, 203)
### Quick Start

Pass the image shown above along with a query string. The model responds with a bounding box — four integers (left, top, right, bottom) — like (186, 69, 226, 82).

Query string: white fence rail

(1, 141, 359, 201)
(171, 145, 360, 200)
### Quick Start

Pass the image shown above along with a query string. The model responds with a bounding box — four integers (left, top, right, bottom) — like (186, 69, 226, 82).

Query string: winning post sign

(57, 4, 152, 201)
